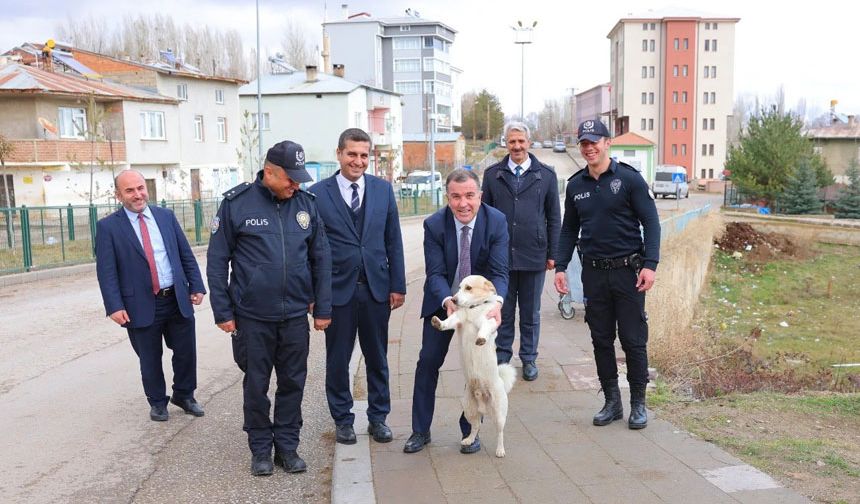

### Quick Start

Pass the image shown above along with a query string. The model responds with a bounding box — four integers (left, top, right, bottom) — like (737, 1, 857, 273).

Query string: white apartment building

(607, 8, 739, 181)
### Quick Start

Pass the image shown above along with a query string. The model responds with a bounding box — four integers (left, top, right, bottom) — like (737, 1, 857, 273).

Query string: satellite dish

(39, 117, 58, 135)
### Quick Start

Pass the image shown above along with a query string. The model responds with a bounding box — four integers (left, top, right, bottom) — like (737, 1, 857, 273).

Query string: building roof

(239, 71, 398, 97)
(324, 13, 457, 34)
(0, 62, 177, 103)
(610, 132, 655, 146)
(608, 8, 740, 37)
(805, 123, 860, 140)
(403, 132, 462, 143)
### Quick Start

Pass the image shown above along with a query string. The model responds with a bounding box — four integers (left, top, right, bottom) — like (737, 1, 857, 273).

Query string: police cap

(266, 140, 312, 183)
(577, 119, 611, 143)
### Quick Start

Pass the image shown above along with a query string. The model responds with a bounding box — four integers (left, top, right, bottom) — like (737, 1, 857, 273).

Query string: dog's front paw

(461, 436, 475, 446)
(431, 316, 443, 330)
(495, 446, 506, 458)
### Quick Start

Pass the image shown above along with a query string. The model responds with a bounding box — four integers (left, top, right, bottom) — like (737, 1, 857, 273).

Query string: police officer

(207, 140, 332, 476)
(553, 120, 660, 430)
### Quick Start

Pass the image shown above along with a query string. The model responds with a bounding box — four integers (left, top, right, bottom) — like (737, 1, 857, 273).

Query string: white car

(651, 164, 689, 198)
(400, 170, 442, 197)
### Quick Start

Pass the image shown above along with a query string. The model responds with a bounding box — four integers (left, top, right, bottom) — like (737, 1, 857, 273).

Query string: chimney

(849, 115, 856, 126)
(341, 3, 349, 19)
(306, 65, 319, 82)
(333, 64, 345, 78)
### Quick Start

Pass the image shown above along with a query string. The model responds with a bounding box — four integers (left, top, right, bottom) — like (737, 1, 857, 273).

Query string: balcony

(4, 139, 127, 164)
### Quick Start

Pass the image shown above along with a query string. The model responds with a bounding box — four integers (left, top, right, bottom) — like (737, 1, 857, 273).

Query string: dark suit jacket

(420, 203, 509, 319)
(310, 173, 406, 306)
(96, 206, 206, 329)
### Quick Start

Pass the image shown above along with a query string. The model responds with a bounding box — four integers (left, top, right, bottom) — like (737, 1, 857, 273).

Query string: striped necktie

(350, 183, 360, 213)
(457, 225, 471, 285)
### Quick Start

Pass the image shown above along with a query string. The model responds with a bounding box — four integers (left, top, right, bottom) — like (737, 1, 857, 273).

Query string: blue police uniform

(556, 158, 660, 393)
(207, 170, 332, 457)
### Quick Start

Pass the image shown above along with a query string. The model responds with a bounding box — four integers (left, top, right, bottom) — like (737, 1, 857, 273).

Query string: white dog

(431, 275, 516, 457)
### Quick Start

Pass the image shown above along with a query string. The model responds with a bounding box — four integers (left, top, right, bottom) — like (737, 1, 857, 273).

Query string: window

(682, 91, 688, 103)
(394, 58, 420, 72)
(423, 58, 450, 74)
(704, 66, 710, 78)
(400, 25, 411, 31)
(705, 22, 711, 30)
(710, 118, 715, 129)
(642, 22, 648, 30)
(641, 118, 647, 130)
(649, 92, 655, 104)
(649, 66, 655, 78)
(713, 22, 718, 30)
(709, 144, 715, 155)
(648, 118, 654, 130)
(705, 40, 710, 51)
(683, 38, 689, 50)
(703, 118, 708, 130)
(140, 111, 165, 140)
(682, 118, 687, 129)
(711, 66, 717, 78)
(394, 37, 420, 50)
(177, 83, 188, 100)
(672, 118, 678, 130)
(682, 65, 688, 77)
(702, 144, 708, 155)
(673, 91, 678, 103)
(394, 81, 421, 94)
(649, 39, 655, 51)
(674, 38, 679, 50)
(424, 80, 435, 93)
(673, 65, 679, 77)
(641, 66, 648, 78)
(215, 89, 224, 104)
(641, 92, 648, 104)
(710, 92, 716, 103)
(216, 117, 227, 142)
(624, 150, 636, 157)
(709, 168, 714, 178)
(650, 22, 656, 30)
(58, 107, 87, 139)
(681, 144, 687, 156)
(194, 115, 204, 141)
(642, 39, 648, 51)
(703, 92, 710, 104)
(672, 144, 678, 156)
(712, 39, 718, 51)
(424, 36, 434, 48)
(701, 169, 707, 178)
(252, 112, 270, 131)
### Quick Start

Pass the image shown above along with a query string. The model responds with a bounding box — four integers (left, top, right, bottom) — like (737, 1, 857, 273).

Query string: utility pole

(472, 99, 477, 143)
(512, 20, 537, 121)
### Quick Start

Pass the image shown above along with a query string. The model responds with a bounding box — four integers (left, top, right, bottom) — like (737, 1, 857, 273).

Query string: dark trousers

(411, 314, 472, 436)
(496, 269, 546, 363)
(234, 315, 309, 455)
(325, 283, 392, 425)
(126, 294, 197, 407)
(581, 263, 650, 386)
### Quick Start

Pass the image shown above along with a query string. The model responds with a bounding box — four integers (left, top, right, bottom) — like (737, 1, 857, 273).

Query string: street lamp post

(512, 20, 537, 121)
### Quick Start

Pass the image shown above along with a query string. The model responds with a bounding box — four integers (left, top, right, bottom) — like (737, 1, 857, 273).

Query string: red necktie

(138, 213, 160, 295)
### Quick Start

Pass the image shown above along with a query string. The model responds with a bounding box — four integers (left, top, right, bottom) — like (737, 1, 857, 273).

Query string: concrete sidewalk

(333, 274, 810, 504)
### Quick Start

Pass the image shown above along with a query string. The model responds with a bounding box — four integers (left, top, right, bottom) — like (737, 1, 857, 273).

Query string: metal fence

(659, 204, 714, 242)
(722, 181, 838, 214)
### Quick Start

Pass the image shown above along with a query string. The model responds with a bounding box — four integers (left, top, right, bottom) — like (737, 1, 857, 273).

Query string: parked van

(652, 164, 689, 198)
(400, 170, 442, 197)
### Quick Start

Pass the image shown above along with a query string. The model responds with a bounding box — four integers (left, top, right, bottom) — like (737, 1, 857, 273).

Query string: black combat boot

(628, 384, 648, 429)
(593, 379, 624, 426)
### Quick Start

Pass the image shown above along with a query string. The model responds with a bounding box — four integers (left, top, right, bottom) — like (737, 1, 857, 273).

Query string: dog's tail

(498, 363, 516, 393)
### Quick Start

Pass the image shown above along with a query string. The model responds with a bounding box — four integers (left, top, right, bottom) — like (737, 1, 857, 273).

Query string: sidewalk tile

(579, 479, 664, 503)
(374, 468, 444, 504)
(444, 487, 518, 504)
(731, 488, 811, 503)
(508, 478, 591, 503)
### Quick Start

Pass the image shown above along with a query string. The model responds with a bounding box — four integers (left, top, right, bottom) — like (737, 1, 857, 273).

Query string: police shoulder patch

(298, 188, 316, 199)
(223, 182, 252, 200)
(210, 215, 220, 234)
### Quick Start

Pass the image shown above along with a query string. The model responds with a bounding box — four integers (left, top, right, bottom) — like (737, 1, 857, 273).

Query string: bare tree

(281, 20, 315, 70)
(0, 134, 15, 208)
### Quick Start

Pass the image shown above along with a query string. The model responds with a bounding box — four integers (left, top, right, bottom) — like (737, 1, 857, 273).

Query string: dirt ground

(714, 221, 813, 262)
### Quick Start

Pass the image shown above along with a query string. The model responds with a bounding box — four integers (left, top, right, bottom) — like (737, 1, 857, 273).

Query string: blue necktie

(457, 225, 471, 285)
(350, 183, 360, 213)
(513, 165, 522, 191)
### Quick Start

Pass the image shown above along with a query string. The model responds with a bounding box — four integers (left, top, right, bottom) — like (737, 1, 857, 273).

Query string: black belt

(155, 286, 175, 297)
(584, 254, 641, 270)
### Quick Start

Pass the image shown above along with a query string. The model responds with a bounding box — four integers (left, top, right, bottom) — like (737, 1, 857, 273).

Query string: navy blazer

(420, 203, 510, 319)
(310, 173, 406, 306)
(96, 206, 206, 329)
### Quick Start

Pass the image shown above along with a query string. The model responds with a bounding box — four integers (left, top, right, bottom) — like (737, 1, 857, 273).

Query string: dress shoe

(335, 424, 357, 445)
(628, 384, 648, 429)
(593, 379, 624, 426)
(149, 404, 168, 422)
(251, 453, 273, 476)
(274, 450, 307, 473)
(403, 432, 431, 453)
(170, 397, 205, 417)
(460, 435, 481, 454)
(367, 421, 393, 443)
(522, 360, 539, 381)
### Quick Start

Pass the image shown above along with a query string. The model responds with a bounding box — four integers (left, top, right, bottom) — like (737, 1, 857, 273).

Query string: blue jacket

(482, 153, 561, 271)
(206, 171, 332, 323)
(309, 173, 406, 306)
(96, 205, 205, 329)
(420, 203, 509, 319)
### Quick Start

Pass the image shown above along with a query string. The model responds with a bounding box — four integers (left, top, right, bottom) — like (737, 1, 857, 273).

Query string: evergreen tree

(781, 160, 821, 214)
(834, 160, 860, 219)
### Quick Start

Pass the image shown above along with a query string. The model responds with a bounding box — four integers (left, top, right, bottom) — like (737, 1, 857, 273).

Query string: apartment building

(324, 8, 461, 136)
(607, 8, 739, 181)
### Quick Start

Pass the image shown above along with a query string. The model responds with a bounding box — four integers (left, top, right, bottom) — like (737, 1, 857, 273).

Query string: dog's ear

(484, 279, 496, 294)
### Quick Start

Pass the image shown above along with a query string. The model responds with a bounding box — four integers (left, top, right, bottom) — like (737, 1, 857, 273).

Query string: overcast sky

(2, 0, 858, 119)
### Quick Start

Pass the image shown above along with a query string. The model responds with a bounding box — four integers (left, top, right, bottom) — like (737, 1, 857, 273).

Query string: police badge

(296, 211, 310, 229)
(610, 178, 622, 194)
(210, 215, 220, 234)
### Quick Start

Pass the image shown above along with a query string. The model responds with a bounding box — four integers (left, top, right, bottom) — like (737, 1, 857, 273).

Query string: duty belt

(584, 254, 642, 270)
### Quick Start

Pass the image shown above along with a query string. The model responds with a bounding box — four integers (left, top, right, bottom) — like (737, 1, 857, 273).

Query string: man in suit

(482, 121, 561, 381)
(96, 170, 207, 422)
(309, 128, 406, 445)
(404, 169, 509, 455)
